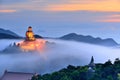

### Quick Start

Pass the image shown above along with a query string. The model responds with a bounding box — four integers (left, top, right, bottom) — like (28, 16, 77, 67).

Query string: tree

(107, 75, 113, 80)
(118, 73, 120, 80)
(102, 59, 112, 68)
(67, 65, 76, 70)
(60, 75, 72, 80)
(114, 58, 120, 73)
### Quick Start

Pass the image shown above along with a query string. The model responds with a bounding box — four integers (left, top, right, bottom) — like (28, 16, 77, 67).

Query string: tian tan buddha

(26, 26, 36, 41)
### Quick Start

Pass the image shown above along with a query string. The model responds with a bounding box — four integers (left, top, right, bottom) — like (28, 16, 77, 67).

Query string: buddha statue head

(28, 26, 32, 32)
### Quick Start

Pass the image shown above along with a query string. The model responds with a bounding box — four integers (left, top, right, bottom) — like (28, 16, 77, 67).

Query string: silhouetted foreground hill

(60, 33, 118, 46)
(0, 28, 21, 39)
(32, 58, 120, 80)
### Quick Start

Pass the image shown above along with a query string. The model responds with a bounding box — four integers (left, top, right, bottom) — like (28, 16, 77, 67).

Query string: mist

(0, 39, 120, 76)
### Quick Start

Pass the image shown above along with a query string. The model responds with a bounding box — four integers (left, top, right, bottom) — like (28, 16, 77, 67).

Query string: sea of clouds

(0, 39, 120, 76)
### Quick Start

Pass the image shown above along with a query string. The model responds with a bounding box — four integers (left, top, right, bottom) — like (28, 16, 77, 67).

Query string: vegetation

(32, 58, 120, 80)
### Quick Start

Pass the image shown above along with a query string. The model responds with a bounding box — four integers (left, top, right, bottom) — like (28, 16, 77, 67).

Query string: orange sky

(1, 0, 120, 12)
(44, 0, 120, 12)
(1, 0, 120, 22)
(41, 0, 120, 22)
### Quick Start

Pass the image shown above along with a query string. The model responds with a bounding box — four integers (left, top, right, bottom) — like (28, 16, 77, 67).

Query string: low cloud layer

(0, 39, 120, 76)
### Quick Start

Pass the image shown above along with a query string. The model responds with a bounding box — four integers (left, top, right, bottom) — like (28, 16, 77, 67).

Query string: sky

(1, 0, 120, 43)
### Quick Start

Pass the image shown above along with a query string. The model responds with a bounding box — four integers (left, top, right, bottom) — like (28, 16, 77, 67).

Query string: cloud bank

(0, 39, 120, 77)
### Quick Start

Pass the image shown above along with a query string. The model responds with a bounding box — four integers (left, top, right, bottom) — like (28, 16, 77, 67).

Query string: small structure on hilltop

(87, 56, 96, 79)
(0, 70, 34, 80)
(89, 56, 95, 70)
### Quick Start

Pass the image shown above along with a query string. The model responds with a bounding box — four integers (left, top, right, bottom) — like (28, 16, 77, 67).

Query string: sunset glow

(44, 1, 120, 12)
(1, 0, 120, 12)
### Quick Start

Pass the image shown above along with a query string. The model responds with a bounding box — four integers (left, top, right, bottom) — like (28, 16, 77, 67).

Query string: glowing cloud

(0, 10, 16, 13)
(43, 0, 120, 12)
(1, 0, 120, 12)
(98, 19, 120, 22)
(107, 14, 120, 18)
(97, 14, 120, 22)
